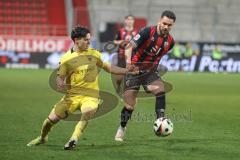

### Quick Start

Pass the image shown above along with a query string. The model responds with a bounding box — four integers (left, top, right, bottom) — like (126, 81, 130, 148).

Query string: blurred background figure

(184, 42, 193, 58)
(212, 44, 223, 60)
(112, 15, 138, 93)
(172, 42, 182, 59)
(1, 0, 238, 71)
(1, 0, 240, 158)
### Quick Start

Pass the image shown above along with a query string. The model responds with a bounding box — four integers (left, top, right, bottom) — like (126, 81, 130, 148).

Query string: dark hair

(71, 25, 90, 41)
(161, 10, 176, 22)
(125, 14, 135, 19)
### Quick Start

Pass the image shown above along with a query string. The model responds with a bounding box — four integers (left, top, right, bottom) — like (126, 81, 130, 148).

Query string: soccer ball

(153, 117, 173, 137)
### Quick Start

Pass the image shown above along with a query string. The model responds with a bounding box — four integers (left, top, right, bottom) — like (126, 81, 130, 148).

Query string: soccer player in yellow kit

(27, 26, 138, 150)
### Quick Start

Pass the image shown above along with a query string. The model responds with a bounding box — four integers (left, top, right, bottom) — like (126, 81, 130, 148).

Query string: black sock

(120, 107, 133, 128)
(155, 92, 166, 118)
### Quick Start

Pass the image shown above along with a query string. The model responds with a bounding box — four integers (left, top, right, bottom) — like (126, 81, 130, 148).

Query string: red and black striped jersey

(130, 26, 174, 70)
(115, 27, 138, 58)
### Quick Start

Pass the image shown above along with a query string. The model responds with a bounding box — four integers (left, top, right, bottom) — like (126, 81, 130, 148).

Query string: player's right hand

(126, 64, 139, 75)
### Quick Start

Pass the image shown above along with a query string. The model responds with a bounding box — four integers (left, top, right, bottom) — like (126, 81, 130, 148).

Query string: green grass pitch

(0, 68, 240, 160)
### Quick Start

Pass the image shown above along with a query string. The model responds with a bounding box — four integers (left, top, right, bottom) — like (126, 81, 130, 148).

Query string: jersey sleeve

(95, 50, 109, 68)
(169, 38, 175, 51)
(57, 56, 67, 76)
(114, 30, 121, 40)
(130, 27, 150, 48)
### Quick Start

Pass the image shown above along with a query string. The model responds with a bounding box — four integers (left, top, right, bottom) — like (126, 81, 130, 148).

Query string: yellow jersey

(57, 48, 107, 97)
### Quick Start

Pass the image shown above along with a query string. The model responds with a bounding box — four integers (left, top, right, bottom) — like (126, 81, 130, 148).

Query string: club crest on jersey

(164, 41, 169, 48)
(133, 34, 140, 41)
(87, 56, 92, 61)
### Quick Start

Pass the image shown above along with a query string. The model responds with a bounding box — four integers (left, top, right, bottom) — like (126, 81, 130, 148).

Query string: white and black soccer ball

(153, 117, 173, 137)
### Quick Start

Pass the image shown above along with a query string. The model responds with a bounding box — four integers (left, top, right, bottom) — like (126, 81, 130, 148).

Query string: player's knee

(153, 88, 165, 95)
(155, 91, 166, 98)
(148, 85, 164, 95)
(123, 98, 136, 108)
(116, 76, 123, 83)
(48, 112, 61, 123)
(85, 109, 97, 116)
(81, 108, 97, 120)
(124, 103, 135, 111)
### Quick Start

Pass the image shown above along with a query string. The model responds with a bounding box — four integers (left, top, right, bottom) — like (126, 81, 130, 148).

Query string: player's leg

(121, 89, 138, 127)
(26, 110, 63, 146)
(113, 56, 126, 93)
(115, 89, 138, 141)
(115, 74, 125, 93)
(70, 106, 97, 141)
(115, 73, 140, 141)
(146, 79, 166, 118)
(64, 98, 98, 150)
(40, 109, 63, 139)
(27, 97, 68, 146)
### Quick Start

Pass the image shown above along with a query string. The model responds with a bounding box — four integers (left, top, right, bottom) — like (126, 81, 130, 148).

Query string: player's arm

(101, 63, 138, 75)
(125, 27, 150, 65)
(96, 54, 138, 75)
(56, 75, 65, 91)
(113, 30, 127, 47)
(125, 42, 134, 65)
(56, 60, 67, 91)
(114, 40, 125, 46)
(169, 38, 175, 51)
(113, 31, 123, 45)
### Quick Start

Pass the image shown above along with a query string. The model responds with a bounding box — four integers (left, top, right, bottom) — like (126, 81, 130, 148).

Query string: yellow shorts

(52, 95, 99, 118)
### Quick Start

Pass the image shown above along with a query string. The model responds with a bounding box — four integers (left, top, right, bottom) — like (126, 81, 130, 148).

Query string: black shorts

(124, 70, 160, 91)
(117, 56, 126, 68)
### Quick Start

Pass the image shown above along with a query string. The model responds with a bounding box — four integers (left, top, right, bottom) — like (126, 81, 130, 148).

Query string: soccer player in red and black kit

(115, 10, 176, 141)
(113, 15, 138, 93)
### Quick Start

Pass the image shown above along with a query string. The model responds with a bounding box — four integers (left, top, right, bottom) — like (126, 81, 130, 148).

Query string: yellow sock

(40, 118, 54, 139)
(70, 120, 88, 141)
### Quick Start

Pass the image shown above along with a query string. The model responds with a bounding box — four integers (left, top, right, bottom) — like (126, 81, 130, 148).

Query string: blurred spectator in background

(212, 44, 223, 60)
(172, 42, 181, 58)
(113, 15, 138, 93)
(183, 42, 193, 58)
(0, 51, 8, 65)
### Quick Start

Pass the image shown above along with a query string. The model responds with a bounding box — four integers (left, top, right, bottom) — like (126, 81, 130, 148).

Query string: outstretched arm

(114, 39, 126, 46)
(101, 63, 138, 75)
(125, 42, 133, 65)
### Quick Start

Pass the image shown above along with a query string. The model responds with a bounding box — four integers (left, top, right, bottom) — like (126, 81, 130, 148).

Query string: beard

(161, 28, 169, 35)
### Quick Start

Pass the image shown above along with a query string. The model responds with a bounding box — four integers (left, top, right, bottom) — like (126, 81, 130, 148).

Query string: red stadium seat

(0, 0, 67, 36)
